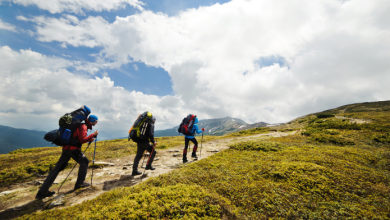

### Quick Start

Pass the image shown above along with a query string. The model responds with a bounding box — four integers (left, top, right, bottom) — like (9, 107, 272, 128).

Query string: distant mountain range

(155, 116, 268, 137)
(0, 125, 50, 154)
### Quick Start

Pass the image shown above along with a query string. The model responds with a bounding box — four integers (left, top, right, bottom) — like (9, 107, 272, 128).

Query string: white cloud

(0, 19, 17, 32)
(7, 0, 144, 14)
(0, 46, 188, 139)
(26, 15, 114, 48)
(4, 0, 390, 134)
(133, 63, 138, 71)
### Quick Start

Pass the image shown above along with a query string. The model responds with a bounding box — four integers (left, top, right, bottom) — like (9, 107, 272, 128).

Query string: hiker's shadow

(102, 174, 142, 191)
(0, 198, 47, 220)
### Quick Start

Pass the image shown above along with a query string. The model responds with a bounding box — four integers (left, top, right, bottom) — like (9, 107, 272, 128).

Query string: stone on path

(168, 150, 180, 152)
(123, 163, 133, 166)
(0, 189, 23, 197)
(173, 154, 180, 157)
(46, 195, 65, 209)
(208, 150, 219, 153)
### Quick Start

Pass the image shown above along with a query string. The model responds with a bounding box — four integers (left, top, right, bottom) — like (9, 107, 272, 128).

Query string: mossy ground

(6, 101, 390, 219)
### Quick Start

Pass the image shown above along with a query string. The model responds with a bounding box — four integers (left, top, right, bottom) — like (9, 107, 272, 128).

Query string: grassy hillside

(7, 101, 390, 219)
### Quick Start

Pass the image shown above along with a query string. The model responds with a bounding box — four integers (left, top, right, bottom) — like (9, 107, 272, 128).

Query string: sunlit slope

(18, 101, 390, 219)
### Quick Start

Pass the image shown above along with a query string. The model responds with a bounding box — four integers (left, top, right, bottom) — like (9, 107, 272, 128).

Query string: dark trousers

(184, 138, 198, 154)
(133, 142, 156, 172)
(38, 150, 89, 193)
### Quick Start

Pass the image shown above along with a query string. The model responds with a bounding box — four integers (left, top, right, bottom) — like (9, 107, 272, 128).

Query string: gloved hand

(202, 128, 205, 131)
(93, 130, 99, 137)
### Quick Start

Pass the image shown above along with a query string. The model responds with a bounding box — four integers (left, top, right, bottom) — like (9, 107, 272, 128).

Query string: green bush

(316, 114, 335, 118)
(230, 141, 286, 152)
(373, 133, 390, 143)
(226, 127, 270, 137)
(309, 134, 355, 146)
(310, 120, 362, 130)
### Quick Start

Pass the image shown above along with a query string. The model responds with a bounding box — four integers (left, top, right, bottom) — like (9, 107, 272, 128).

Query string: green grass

(224, 127, 272, 137)
(9, 101, 390, 219)
(0, 135, 218, 187)
(20, 184, 225, 219)
(19, 136, 390, 219)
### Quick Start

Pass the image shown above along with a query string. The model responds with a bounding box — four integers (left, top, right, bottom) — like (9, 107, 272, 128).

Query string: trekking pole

(200, 131, 204, 158)
(142, 143, 156, 178)
(91, 136, 98, 188)
(58, 141, 92, 194)
(140, 151, 147, 168)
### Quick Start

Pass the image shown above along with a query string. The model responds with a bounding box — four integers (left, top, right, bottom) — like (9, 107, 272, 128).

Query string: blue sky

(0, 0, 230, 96)
(0, 0, 389, 139)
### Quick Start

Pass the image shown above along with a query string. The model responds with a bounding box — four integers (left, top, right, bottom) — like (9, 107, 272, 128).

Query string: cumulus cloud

(0, 19, 17, 32)
(6, 0, 144, 14)
(6, 0, 390, 134)
(0, 46, 188, 138)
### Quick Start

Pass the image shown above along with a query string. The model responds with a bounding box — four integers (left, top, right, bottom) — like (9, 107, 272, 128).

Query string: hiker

(36, 115, 99, 199)
(132, 116, 157, 176)
(183, 117, 204, 163)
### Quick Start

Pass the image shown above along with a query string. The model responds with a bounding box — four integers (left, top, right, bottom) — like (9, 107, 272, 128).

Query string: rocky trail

(0, 132, 292, 219)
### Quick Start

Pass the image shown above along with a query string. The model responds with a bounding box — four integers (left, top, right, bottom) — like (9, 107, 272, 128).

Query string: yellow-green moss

(11, 102, 390, 219)
(19, 184, 223, 220)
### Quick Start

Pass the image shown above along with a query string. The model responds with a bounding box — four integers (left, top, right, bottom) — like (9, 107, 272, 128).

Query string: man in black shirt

(132, 116, 157, 176)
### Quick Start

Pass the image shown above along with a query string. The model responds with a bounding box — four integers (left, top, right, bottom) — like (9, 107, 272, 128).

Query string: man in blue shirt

(183, 117, 204, 163)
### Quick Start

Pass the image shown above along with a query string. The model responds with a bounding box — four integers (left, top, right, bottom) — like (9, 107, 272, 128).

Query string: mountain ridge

(0, 125, 50, 154)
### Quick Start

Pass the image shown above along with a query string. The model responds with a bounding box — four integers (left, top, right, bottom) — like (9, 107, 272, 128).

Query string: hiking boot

(74, 182, 90, 190)
(132, 170, 142, 176)
(145, 165, 156, 170)
(183, 155, 188, 163)
(191, 152, 198, 158)
(35, 191, 55, 199)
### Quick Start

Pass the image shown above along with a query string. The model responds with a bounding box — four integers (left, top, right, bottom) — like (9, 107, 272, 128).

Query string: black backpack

(128, 111, 153, 142)
(178, 114, 196, 136)
(44, 105, 91, 146)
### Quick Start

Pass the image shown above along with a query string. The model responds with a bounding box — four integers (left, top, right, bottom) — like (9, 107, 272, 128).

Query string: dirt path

(335, 115, 371, 124)
(0, 132, 292, 219)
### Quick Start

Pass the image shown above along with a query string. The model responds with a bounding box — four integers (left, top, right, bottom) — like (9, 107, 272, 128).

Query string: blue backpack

(44, 105, 91, 146)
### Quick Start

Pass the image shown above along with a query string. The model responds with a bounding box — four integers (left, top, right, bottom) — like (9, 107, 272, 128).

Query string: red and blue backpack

(178, 114, 196, 136)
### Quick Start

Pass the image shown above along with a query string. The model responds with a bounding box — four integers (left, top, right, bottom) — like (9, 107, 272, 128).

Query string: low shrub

(230, 141, 286, 152)
(316, 114, 335, 118)
(373, 133, 390, 143)
(226, 127, 270, 137)
(308, 134, 355, 146)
